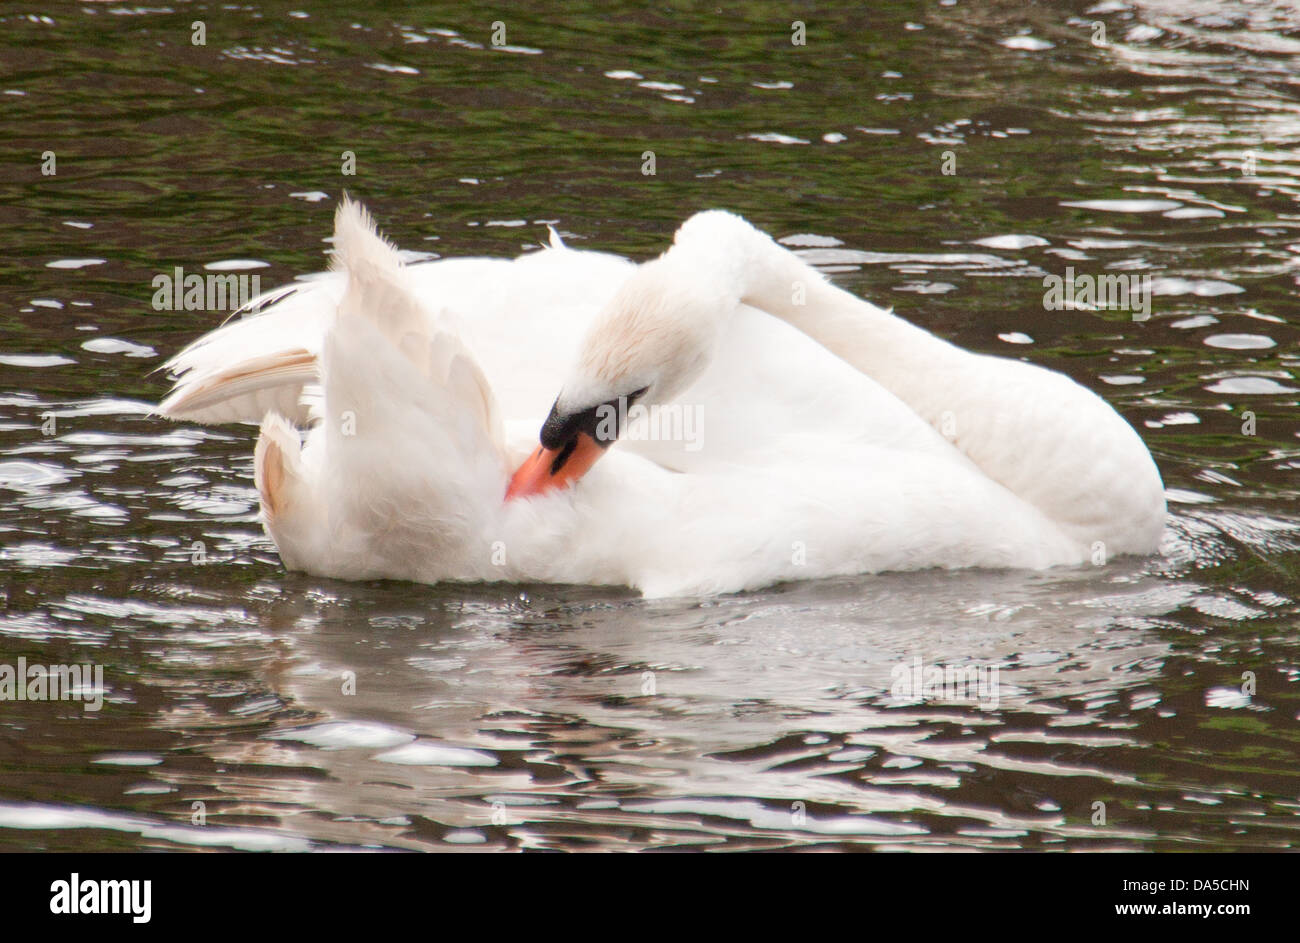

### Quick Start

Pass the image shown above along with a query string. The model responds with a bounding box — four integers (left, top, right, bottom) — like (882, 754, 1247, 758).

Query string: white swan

(156, 200, 1165, 597)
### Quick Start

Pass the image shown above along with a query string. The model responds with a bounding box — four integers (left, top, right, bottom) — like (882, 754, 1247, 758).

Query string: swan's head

(506, 255, 730, 500)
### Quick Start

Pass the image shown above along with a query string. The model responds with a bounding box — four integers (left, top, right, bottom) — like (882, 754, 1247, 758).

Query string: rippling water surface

(2, 0, 1300, 851)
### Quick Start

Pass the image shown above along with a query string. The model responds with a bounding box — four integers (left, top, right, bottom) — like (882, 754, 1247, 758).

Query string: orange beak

(505, 432, 606, 501)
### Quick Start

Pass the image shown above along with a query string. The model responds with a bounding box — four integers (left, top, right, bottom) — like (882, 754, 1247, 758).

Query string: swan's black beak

(505, 389, 645, 501)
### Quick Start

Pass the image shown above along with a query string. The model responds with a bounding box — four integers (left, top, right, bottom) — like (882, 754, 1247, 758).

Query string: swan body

(157, 201, 1165, 597)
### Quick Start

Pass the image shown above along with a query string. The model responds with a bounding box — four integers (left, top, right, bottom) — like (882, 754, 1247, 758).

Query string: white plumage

(156, 200, 1166, 597)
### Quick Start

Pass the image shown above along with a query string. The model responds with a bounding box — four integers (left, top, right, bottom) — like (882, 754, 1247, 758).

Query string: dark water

(2, 0, 1299, 851)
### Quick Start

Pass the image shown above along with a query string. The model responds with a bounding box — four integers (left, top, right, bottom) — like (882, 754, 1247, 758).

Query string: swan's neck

(667, 211, 1165, 553)
(671, 212, 967, 431)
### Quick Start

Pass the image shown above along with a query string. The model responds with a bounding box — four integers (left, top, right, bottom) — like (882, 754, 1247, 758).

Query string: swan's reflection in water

(183, 533, 1225, 850)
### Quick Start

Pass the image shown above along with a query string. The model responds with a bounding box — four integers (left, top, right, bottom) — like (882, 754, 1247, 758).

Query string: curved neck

(668, 211, 969, 430)
(664, 211, 1165, 551)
